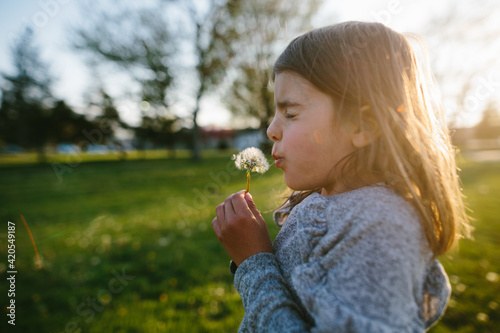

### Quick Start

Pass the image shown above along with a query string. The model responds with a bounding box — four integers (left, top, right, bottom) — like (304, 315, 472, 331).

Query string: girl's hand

(212, 190, 272, 266)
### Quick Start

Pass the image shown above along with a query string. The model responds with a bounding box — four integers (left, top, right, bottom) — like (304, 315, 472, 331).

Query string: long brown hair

(273, 21, 470, 256)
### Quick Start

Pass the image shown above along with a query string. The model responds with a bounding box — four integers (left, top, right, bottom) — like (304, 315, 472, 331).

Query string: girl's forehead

(274, 71, 332, 108)
(274, 71, 315, 99)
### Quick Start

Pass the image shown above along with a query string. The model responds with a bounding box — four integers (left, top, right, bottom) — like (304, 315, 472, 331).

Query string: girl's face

(268, 71, 356, 196)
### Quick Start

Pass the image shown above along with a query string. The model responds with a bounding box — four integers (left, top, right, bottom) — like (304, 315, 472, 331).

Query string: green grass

(430, 159, 500, 333)
(0, 149, 192, 166)
(0, 152, 498, 332)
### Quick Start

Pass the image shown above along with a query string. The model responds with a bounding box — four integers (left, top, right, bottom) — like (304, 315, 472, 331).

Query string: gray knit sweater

(232, 185, 450, 332)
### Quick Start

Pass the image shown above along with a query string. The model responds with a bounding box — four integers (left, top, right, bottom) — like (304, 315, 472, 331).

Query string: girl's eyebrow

(276, 100, 301, 109)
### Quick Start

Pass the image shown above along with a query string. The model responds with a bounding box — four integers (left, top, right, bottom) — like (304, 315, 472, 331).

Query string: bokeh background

(1, 0, 499, 332)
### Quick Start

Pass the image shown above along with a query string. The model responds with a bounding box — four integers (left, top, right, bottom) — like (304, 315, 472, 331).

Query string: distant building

(450, 127, 474, 147)
(199, 127, 268, 150)
(56, 143, 81, 154)
(200, 127, 235, 149)
(234, 129, 267, 150)
(451, 127, 500, 150)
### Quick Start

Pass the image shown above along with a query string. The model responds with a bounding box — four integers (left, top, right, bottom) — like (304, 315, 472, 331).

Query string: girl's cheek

(312, 130, 323, 145)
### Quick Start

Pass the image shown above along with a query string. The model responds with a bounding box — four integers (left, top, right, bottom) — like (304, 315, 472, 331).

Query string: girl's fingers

(215, 202, 226, 228)
(230, 191, 253, 218)
(211, 217, 222, 239)
(216, 190, 256, 232)
(224, 192, 239, 221)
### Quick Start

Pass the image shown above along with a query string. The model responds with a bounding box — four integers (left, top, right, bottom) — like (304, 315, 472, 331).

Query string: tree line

(2, 0, 499, 163)
(0, 0, 320, 162)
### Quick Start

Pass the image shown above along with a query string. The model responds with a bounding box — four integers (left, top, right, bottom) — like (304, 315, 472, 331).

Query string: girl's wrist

(229, 260, 238, 275)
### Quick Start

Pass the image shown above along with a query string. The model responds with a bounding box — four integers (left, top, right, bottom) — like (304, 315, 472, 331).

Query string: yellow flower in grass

(233, 147, 269, 193)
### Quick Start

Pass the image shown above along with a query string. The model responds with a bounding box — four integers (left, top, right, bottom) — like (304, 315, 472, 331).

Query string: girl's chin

(283, 176, 315, 192)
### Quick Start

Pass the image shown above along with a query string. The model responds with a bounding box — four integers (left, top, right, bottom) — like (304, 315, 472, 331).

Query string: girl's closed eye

(285, 111, 297, 119)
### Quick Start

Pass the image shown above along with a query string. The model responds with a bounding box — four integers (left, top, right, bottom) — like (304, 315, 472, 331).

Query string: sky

(0, 0, 499, 129)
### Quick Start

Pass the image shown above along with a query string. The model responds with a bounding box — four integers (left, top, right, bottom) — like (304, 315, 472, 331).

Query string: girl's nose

(267, 117, 281, 142)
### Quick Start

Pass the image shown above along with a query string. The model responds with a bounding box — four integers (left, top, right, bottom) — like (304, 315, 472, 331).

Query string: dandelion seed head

(233, 147, 269, 174)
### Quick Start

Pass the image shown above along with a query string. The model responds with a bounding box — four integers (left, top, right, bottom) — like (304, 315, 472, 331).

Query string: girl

(211, 21, 470, 332)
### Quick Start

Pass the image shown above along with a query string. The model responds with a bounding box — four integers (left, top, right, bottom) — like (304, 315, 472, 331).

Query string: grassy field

(0, 151, 498, 332)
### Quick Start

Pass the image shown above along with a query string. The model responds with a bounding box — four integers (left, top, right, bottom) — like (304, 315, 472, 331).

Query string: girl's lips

(272, 154, 284, 168)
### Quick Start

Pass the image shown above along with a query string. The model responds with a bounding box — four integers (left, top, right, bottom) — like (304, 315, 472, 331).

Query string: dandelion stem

(245, 169, 251, 193)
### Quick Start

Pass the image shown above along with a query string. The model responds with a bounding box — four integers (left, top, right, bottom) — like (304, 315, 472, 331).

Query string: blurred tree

(182, 0, 242, 160)
(421, 1, 500, 128)
(72, 1, 240, 161)
(474, 102, 500, 140)
(0, 27, 55, 162)
(49, 100, 97, 146)
(74, 5, 174, 114)
(72, 3, 177, 157)
(135, 115, 179, 158)
(86, 87, 130, 158)
(223, 0, 321, 153)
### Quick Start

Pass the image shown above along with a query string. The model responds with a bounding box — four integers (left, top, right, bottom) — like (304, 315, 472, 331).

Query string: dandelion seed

(90, 256, 101, 266)
(147, 251, 156, 260)
(477, 184, 490, 195)
(117, 307, 128, 316)
(232, 147, 269, 193)
(476, 312, 489, 322)
(158, 237, 169, 247)
(479, 259, 490, 269)
(159, 293, 168, 302)
(168, 278, 178, 287)
(100, 293, 111, 304)
(449, 275, 460, 284)
(447, 298, 456, 308)
(485, 272, 499, 283)
(455, 283, 466, 293)
(488, 301, 498, 310)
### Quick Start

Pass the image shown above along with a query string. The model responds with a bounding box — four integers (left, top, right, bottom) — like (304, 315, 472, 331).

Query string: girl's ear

(351, 130, 373, 148)
(350, 107, 380, 148)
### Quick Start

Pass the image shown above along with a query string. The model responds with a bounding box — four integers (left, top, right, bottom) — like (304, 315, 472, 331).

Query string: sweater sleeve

(233, 189, 446, 332)
(234, 252, 312, 332)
